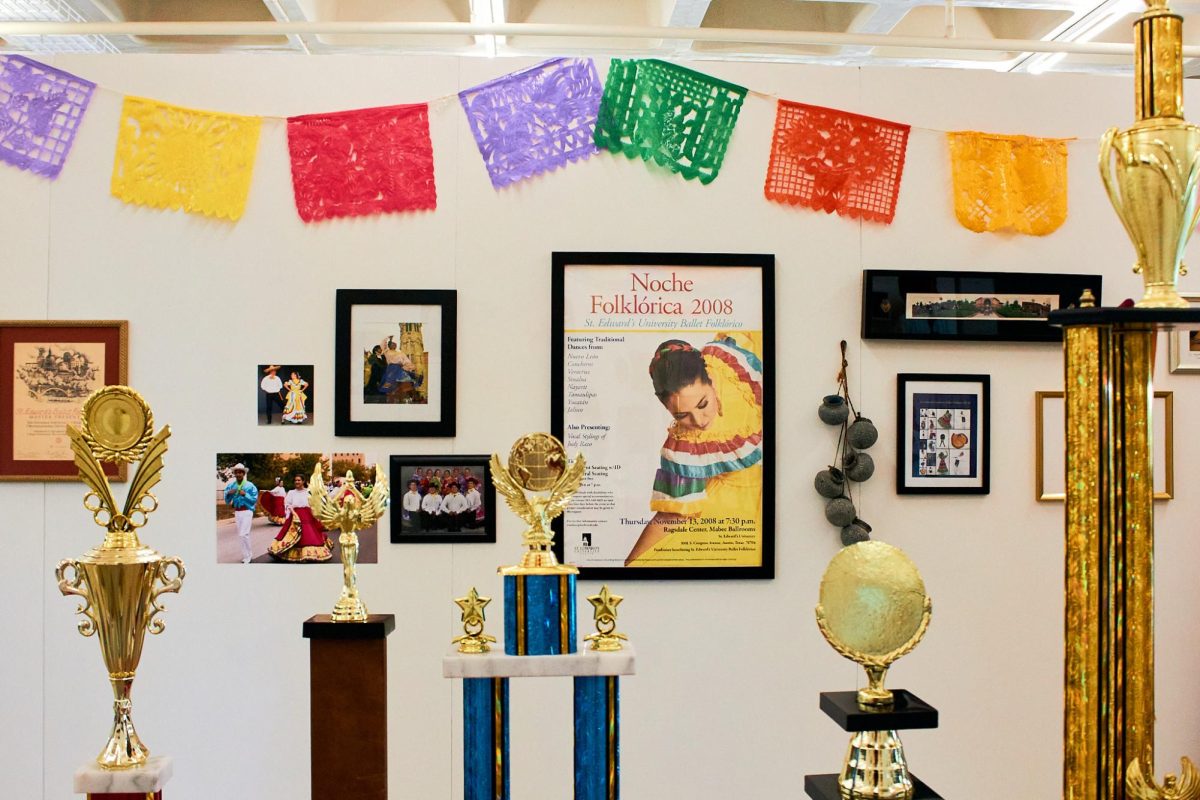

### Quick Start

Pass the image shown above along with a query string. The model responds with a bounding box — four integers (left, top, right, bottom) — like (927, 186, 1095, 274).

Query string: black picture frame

(389, 455, 496, 544)
(551, 251, 775, 580)
(335, 289, 457, 437)
(862, 270, 1102, 342)
(896, 373, 990, 495)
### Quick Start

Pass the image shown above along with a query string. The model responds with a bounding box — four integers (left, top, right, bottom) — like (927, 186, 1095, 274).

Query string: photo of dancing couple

(389, 455, 496, 544)
(257, 363, 313, 425)
(215, 452, 379, 564)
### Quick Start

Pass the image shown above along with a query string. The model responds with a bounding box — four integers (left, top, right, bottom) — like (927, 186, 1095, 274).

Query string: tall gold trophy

(55, 386, 185, 770)
(491, 433, 585, 570)
(1099, 0, 1200, 309)
(309, 466, 388, 622)
(816, 541, 932, 800)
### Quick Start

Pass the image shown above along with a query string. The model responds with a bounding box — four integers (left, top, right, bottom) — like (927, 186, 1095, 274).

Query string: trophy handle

(55, 559, 97, 637)
(1099, 127, 1148, 275)
(147, 557, 185, 635)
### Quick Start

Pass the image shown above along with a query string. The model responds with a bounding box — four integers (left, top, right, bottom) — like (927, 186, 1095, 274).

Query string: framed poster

(389, 455, 496, 544)
(1167, 293, 1200, 373)
(551, 252, 775, 580)
(862, 270, 1102, 342)
(0, 320, 128, 482)
(1036, 391, 1173, 501)
(335, 290, 456, 437)
(896, 373, 990, 495)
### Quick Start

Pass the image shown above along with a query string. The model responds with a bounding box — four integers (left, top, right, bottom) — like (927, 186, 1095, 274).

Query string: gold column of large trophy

(1060, 2, 1200, 799)
(491, 433, 585, 571)
(1099, 0, 1200, 309)
(55, 386, 185, 770)
(308, 466, 388, 622)
(816, 541, 931, 800)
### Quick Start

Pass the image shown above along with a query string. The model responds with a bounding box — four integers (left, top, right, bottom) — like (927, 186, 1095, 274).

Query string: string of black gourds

(815, 341, 877, 546)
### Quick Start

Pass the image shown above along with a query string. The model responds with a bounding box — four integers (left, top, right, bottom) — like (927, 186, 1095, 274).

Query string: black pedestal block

(819, 690, 938, 732)
(804, 773, 942, 800)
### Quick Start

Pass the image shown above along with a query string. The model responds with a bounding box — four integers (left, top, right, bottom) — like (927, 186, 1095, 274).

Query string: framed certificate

(0, 320, 128, 481)
(551, 252, 775, 580)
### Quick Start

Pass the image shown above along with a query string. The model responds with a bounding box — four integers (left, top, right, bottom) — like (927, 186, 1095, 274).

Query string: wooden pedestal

(303, 614, 396, 800)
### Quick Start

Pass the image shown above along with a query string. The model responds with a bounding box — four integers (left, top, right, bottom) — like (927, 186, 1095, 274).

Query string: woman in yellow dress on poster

(282, 370, 309, 424)
(625, 331, 764, 568)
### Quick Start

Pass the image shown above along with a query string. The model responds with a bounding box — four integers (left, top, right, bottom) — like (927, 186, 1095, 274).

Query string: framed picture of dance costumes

(896, 373, 990, 495)
(0, 319, 128, 482)
(335, 290, 457, 437)
(551, 252, 775, 580)
(389, 455, 496, 544)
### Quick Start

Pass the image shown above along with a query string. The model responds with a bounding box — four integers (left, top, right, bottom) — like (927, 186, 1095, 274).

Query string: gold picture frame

(1036, 390, 1173, 502)
(1167, 292, 1200, 373)
(0, 320, 129, 482)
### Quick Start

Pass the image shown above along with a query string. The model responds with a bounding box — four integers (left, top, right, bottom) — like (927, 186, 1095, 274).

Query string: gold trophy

(584, 585, 628, 652)
(55, 386, 185, 770)
(309, 466, 388, 622)
(1099, 0, 1200, 309)
(491, 433, 585, 571)
(452, 587, 497, 654)
(816, 541, 932, 800)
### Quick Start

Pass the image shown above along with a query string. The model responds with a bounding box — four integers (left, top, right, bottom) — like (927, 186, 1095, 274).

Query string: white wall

(1, 54, 1198, 800)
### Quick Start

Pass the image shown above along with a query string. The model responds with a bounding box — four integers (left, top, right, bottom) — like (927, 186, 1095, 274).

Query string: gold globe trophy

(491, 433, 585, 570)
(1099, 0, 1200, 309)
(309, 466, 388, 622)
(55, 386, 185, 770)
(816, 541, 932, 800)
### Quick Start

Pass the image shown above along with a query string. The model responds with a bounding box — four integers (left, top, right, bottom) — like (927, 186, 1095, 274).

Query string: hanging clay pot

(814, 467, 846, 498)
(847, 415, 878, 449)
(818, 394, 850, 426)
(841, 518, 872, 546)
(842, 451, 875, 483)
(825, 497, 856, 527)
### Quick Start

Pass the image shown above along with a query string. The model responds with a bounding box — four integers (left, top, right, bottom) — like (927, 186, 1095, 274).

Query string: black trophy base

(804, 773, 942, 800)
(819, 690, 938, 732)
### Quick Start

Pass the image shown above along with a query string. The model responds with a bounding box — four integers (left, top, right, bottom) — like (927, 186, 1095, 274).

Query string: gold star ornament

(585, 584, 629, 652)
(452, 587, 496, 654)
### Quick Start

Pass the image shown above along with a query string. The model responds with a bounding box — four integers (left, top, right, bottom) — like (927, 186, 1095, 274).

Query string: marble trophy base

(443, 644, 636, 678)
(74, 755, 172, 799)
(304, 614, 396, 800)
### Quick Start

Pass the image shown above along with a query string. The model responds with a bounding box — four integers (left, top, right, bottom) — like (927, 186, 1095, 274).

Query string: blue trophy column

(574, 675, 619, 800)
(464, 677, 509, 800)
(503, 573, 578, 655)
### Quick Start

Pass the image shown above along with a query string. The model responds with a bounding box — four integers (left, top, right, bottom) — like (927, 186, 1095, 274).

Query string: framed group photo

(1167, 293, 1200, 373)
(389, 455, 496, 544)
(0, 320, 128, 481)
(335, 289, 457, 437)
(897, 373, 990, 495)
(551, 252, 775, 580)
(862, 270, 1102, 343)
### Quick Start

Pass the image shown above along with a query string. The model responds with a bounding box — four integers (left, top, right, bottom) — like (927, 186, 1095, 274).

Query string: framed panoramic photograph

(0, 320, 128, 482)
(551, 252, 775, 580)
(334, 290, 456, 437)
(862, 270, 1102, 342)
(1167, 293, 1200, 374)
(1036, 391, 1173, 502)
(389, 455, 496, 544)
(896, 373, 990, 495)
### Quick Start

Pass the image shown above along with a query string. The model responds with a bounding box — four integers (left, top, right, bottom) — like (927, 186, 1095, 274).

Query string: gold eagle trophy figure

(490, 433, 586, 571)
(309, 465, 389, 622)
(1128, 759, 1200, 800)
(55, 386, 185, 770)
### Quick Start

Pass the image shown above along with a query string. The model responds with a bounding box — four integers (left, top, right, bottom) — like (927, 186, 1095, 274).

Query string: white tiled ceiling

(0, 0, 1195, 75)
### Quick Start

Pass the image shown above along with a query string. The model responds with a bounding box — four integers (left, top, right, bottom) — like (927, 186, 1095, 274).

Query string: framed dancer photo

(0, 319, 128, 481)
(335, 290, 457, 437)
(389, 455, 496, 544)
(551, 251, 776, 580)
(257, 363, 314, 426)
(897, 373, 990, 495)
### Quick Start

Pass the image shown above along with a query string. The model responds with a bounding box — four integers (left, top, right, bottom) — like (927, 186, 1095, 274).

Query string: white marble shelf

(74, 755, 173, 794)
(443, 644, 636, 679)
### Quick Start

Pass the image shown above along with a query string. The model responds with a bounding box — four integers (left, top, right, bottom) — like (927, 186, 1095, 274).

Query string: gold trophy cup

(55, 386, 185, 770)
(491, 433, 586, 571)
(816, 541, 932, 800)
(1099, 0, 1200, 309)
(309, 466, 388, 622)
